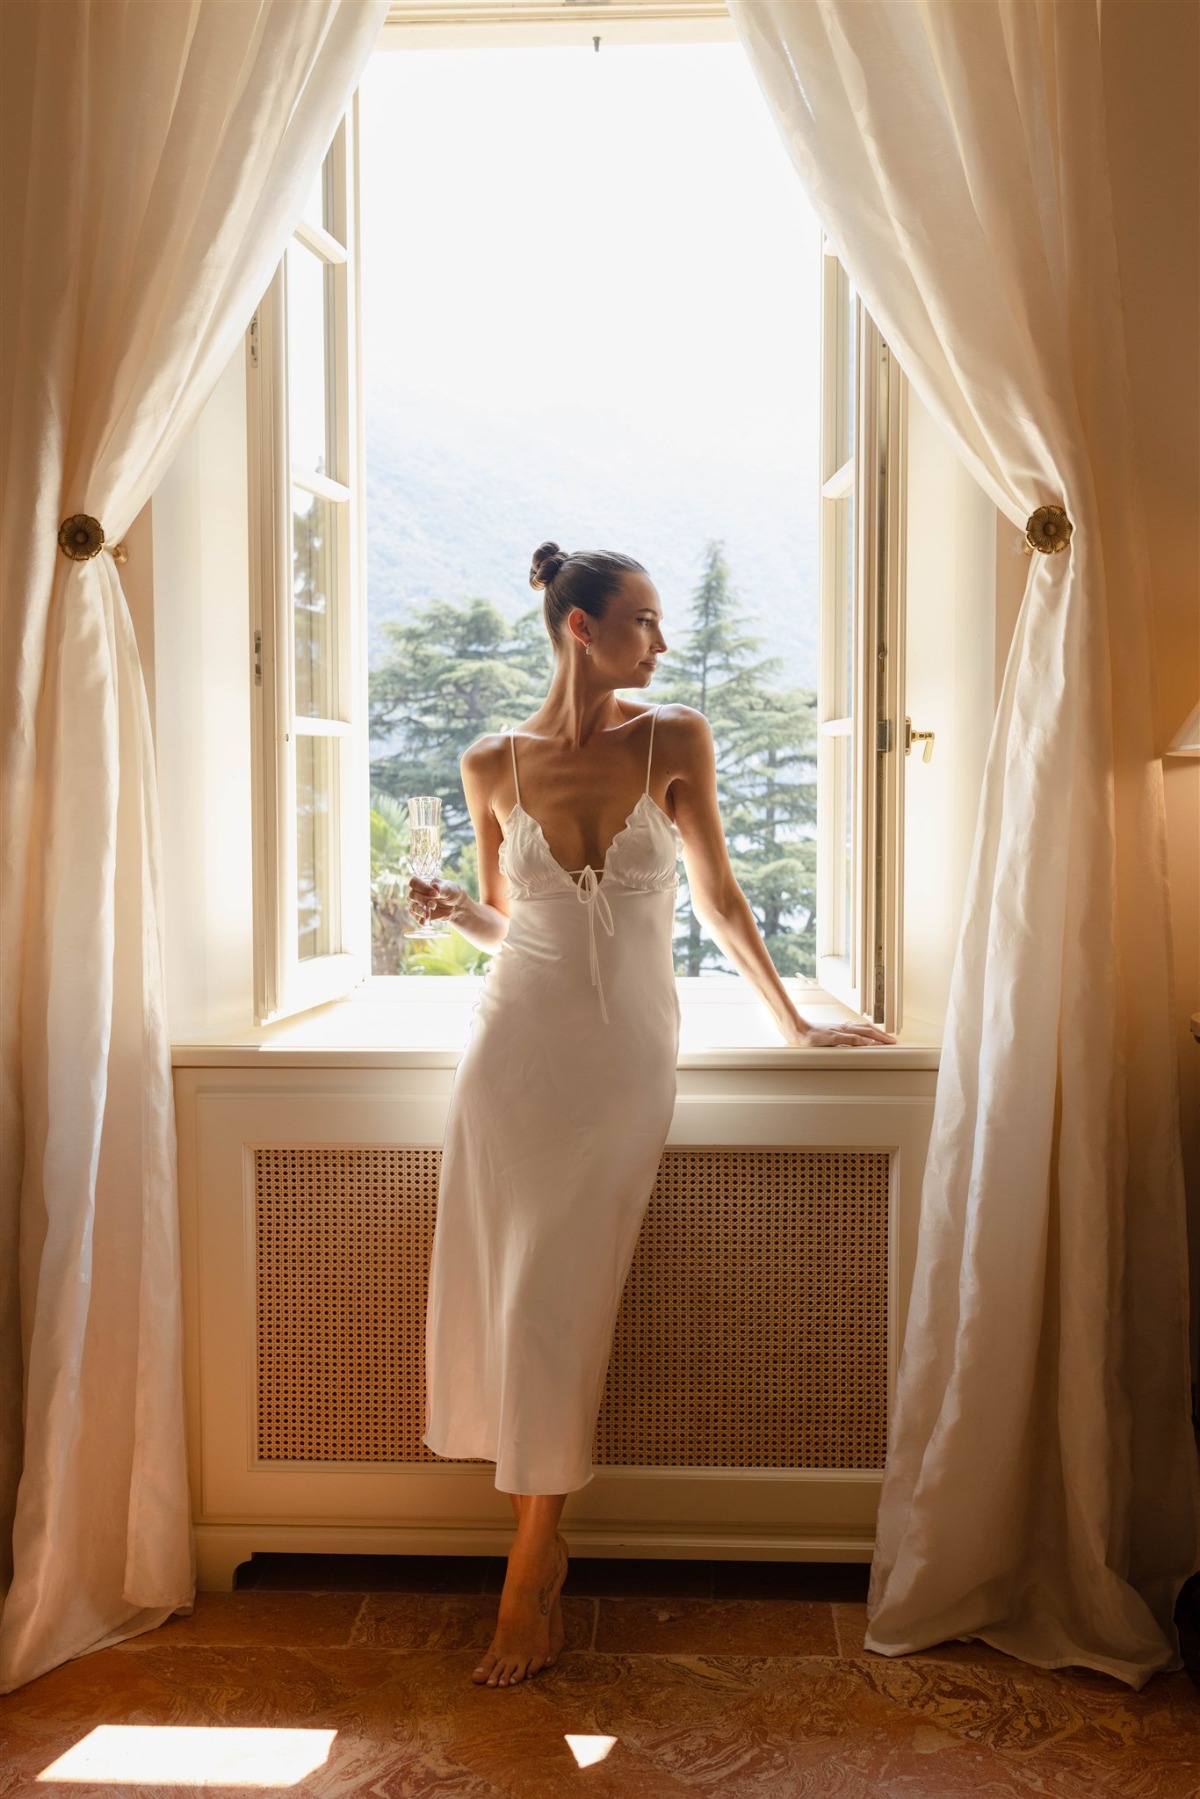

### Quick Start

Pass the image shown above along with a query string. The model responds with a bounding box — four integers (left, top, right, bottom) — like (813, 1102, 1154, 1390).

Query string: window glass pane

(841, 490, 855, 717)
(832, 732, 853, 958)
(830, 262, 856, 471)
(286, 242, 334, 479)
(297, 734, 336, 960)
(830, 492, 855, 720)
(360, 43, 823, 984)
(293, 489, 338, 718)
(844, 279, 857, 464)
(300, 161, 327, 234)
(841, 734, 853, 954)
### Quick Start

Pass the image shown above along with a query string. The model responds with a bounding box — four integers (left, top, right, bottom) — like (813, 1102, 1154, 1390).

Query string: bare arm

(407, 738, 511, 954)
(669, 708, 893, 1048)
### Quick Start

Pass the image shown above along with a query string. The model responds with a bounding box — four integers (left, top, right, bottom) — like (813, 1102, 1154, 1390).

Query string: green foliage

(368, 597, 550, 974)
(405, 928, 493, 978)
(368, 541, 817, 980)
(653, 542, 816, 976)
(369, 792, 493, 977)
(369, 596, 552, 838)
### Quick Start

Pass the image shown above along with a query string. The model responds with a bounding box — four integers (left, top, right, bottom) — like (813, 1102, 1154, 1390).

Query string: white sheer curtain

(729, 0, 1199, 1688)
(0, 0, 388, 1695)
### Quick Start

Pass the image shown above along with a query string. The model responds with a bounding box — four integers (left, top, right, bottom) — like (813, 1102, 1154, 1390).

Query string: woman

(408, 541, 893, 1691)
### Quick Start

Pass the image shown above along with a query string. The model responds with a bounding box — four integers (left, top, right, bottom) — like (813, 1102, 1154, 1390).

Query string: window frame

(248, 104, 370, 1025)
(815, 242, 906, 1030)
(249, 23, 907, 1032)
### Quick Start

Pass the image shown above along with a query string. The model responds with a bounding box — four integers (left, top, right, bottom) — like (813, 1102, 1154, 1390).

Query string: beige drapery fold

(729, 0, 1198, 1688)
(0, 0, 388, 1695)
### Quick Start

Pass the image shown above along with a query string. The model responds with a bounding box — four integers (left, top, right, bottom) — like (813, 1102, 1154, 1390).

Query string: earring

(585, 642, 591, 655)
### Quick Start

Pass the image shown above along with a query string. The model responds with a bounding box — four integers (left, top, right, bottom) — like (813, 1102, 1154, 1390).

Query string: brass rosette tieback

(1025, 504, 1073, 555)
(57, 514, 128, 564)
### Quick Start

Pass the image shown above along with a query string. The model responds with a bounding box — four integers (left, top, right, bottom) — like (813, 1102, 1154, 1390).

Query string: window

(248, 10, 907, 1033)
(248, 108, 369, 1022)
(816, 246, 905, 1028)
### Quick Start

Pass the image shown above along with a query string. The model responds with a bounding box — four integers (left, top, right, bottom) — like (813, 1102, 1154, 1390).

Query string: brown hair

(529, 541, 647, 650)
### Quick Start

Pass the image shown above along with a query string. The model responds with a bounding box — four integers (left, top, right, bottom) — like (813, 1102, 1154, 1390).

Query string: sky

(355, 38, 823, 671)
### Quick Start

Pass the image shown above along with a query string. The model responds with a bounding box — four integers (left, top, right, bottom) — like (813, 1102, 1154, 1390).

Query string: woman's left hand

(783, 1016, 896, 1048)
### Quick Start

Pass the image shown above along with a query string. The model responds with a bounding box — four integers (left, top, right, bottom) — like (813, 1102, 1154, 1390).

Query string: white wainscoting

(174, 1058, 935, 1590)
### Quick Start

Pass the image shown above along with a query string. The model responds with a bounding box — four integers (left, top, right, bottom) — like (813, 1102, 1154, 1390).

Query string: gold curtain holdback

(57, 514, 128, 564)
(1025, 504, 1073, 554)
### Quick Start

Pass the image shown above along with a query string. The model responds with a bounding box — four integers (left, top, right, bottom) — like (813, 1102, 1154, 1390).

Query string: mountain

(364, 385, 819, 688)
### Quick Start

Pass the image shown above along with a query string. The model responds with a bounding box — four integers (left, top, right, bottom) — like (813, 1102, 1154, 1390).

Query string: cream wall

(901, 392, 1004, 1034)
(1102, 0, 1200, 1358)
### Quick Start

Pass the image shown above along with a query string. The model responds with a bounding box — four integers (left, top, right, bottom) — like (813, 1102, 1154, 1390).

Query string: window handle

(905, 717, 935, 763)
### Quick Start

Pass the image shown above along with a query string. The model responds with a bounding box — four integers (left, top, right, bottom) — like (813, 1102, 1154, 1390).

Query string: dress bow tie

(573, 866, 616, 1024)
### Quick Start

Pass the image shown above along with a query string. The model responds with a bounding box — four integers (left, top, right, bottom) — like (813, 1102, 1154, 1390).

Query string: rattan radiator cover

(254, 1146, 890, 1471)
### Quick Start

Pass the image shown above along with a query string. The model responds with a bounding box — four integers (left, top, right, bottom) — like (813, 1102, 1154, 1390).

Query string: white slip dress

(422, 705, 682, 1494)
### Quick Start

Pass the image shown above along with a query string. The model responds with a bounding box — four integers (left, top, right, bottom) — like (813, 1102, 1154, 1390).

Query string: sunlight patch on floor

(565, 1733, 619, 1768)
(37, 1726, 337, 1786)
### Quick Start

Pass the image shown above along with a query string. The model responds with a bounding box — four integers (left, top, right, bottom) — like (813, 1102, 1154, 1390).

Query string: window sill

(171, 976, 942, 1070)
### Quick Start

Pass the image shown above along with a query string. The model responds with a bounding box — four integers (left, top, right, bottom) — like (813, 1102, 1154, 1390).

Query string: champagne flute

(404, 795, 452, 939)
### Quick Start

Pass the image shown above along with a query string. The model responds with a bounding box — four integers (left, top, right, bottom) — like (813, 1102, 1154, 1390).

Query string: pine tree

(654, 541, 817, 977)
(369, 595, 551, 837)
(367, 595, 551, 972)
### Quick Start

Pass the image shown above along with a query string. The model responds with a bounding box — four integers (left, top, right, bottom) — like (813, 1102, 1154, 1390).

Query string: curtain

(728, 0, 1199, 1689)
(0, 0, 388, 1695)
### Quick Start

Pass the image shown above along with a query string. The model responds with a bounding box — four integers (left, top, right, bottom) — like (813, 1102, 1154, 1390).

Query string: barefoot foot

(473, 1534, 568, 1688)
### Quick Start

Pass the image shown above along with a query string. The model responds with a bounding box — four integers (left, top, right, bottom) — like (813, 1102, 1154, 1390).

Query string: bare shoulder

(652, 702, 714, 766)
(460, 731, 511, 774)
(459, 732, 513, 823)
(653, 702, 710, 734)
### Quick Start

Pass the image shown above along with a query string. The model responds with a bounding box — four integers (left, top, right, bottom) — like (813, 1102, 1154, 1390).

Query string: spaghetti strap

(509, 728, 522, 806)
(644, 705, 658, 794)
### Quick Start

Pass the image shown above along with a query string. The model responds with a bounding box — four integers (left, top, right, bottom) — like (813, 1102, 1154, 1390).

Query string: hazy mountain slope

(365, 387, 819, 688)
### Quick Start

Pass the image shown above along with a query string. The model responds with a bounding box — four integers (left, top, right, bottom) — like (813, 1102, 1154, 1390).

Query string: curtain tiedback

(729, 0, 1198, 1687)
(0, 0, 388, 1695)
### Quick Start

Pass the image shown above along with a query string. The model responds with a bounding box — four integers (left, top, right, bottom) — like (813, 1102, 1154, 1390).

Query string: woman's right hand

(407, 876, 469, 927)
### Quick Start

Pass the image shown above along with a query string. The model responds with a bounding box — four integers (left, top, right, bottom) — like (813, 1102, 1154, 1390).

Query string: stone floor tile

(0, 1646, 210, 1740)
(437, 1692, 698, 1798)
(593, 1597, 838, 1657)
(110, 1590, 367, 1651)
(5, 1587, 1197, 1799)
(992, 1732, 1200, 1799)
(836, 1651, 1163, 1757)
(351, 1592, 595, 1656)
(542, 1652, 1048, 1797)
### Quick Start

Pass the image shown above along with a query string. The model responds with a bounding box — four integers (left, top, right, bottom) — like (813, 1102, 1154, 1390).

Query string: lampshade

(1165, 702, 1200, 757)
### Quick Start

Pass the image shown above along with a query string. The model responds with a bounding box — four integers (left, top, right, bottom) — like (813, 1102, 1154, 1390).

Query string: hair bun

(529, 540, 568, 591)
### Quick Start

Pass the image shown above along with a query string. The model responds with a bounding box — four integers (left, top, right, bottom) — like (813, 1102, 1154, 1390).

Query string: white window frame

(248, 104, 369, 1024)
(378, 1, 733, 51)
(816, 243, 906, 1030)
(249, 16, 907, 1033)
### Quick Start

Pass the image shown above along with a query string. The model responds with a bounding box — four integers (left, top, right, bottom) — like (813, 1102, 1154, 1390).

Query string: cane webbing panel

(599, 1149, 889, 1469)
(254, 1146, 890, 1470)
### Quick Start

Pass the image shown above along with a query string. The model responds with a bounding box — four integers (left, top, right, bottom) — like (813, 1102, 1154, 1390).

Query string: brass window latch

(905, 717, 935, 763)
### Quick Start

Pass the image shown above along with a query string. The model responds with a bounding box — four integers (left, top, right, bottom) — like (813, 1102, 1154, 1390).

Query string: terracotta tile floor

(2, 1555, 1197, 1797)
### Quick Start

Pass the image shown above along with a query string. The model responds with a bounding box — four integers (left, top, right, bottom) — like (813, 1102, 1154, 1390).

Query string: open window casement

(249, 104, 370, 1024)
(816, 243, 906, 1030)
